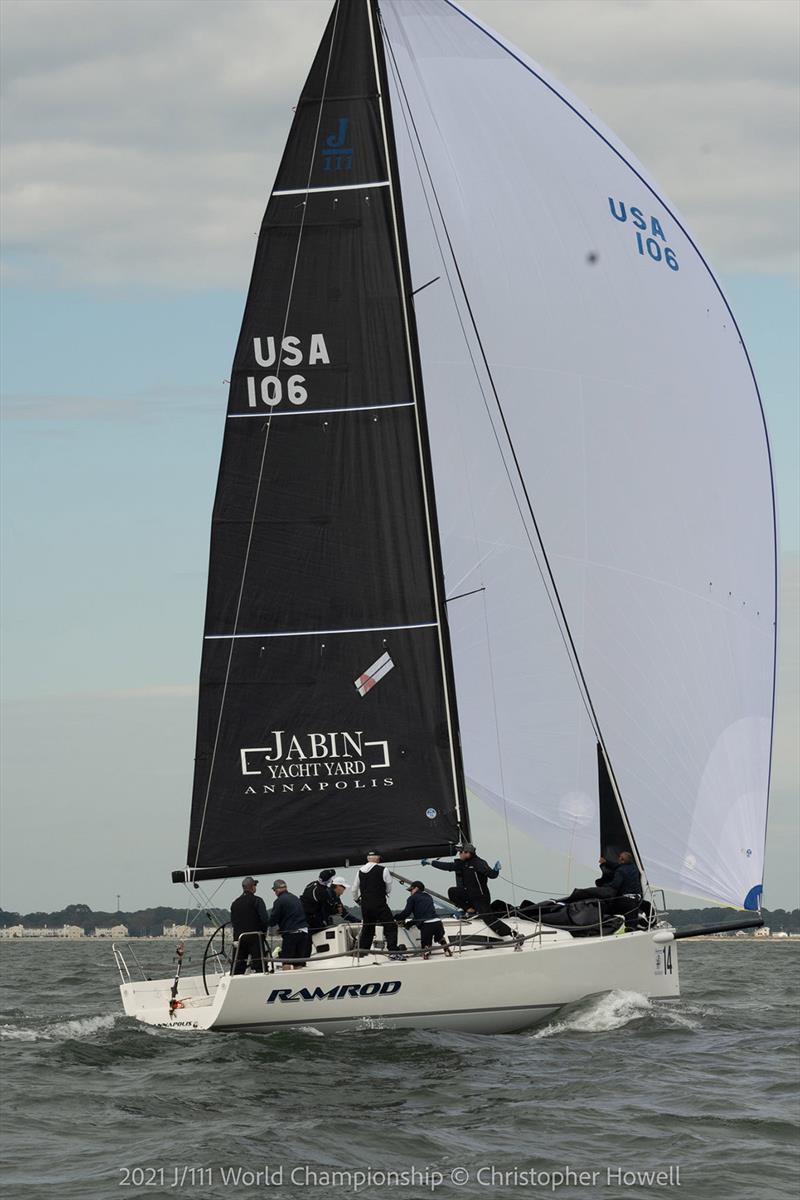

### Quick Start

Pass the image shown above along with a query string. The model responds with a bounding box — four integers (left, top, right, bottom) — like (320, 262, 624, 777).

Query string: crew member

(396, 881, 452, 960)
(352, 850, 404, 960)
(266, 880, 309, 970)
(595, 856, 616, 888)
(561, 851, 642, 904)
(423, 844, 515, 938)
(301, 868, 338, 945)
(330, 877, 357, 922)
(230, 876, 270, 974)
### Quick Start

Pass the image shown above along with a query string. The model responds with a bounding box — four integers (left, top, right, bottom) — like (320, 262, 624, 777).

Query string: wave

(0, 1013, 120, 1042)
(531, 989, 700, 1038)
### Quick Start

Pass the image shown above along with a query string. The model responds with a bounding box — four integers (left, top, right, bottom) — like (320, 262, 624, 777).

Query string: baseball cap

(242, 876, 258, 886)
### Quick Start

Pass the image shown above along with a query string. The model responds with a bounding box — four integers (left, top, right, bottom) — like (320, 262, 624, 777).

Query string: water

(1, 939, 797, 1200)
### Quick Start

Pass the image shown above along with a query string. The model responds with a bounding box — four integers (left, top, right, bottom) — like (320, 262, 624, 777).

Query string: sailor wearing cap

(266, 880, 309, 971)
(421, 844, 515, 938)
(396, 881, 452, 960)
(352, 851, 404, 960)
(300, 868, 340, 945)
(230, 876, 270, 974)
(330, 877, 357, 923)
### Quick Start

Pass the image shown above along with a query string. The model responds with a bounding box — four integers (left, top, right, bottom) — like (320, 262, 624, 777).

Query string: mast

(367, 0, 469, 832)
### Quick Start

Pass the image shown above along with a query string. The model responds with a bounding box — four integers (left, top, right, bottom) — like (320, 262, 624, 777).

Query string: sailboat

(116, 0, 775, 1034)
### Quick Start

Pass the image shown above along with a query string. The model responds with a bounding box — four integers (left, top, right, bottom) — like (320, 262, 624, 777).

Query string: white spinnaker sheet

(382, 0, 776, 908)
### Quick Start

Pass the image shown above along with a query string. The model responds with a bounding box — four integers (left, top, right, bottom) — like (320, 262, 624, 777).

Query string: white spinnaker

(382, 0, 776, 908)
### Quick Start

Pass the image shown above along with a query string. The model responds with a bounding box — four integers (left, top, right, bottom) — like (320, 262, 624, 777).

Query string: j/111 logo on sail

(246, 333, 331, 408)
(321, 117, 353, 171)
(608, 198, 679, 271)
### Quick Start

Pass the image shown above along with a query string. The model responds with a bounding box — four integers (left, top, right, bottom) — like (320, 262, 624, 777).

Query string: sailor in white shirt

(352, 850, 403, 959)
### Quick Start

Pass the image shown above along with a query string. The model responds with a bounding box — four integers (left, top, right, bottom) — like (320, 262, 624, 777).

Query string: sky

(1, 0, 797, 915)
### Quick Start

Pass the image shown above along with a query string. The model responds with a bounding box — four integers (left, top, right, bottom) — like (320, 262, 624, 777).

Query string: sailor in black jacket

(230, 876, 270, 974)
(300, 868, 338, 938)
(561, 851, 642, 905)
(396, 882, 452, 959)
(423, 844, 515, 938)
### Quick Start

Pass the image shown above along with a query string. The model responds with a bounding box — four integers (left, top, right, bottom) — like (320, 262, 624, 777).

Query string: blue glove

(421, 858, 430, 866)
(493, 861, 502, 872)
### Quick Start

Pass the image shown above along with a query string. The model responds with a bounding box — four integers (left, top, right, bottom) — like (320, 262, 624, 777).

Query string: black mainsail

(175, 0, 468, 882)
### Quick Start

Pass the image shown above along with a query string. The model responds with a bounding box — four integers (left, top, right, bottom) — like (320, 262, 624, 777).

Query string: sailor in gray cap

(422, 844, 515, 938)
(265, 880, 308, 971)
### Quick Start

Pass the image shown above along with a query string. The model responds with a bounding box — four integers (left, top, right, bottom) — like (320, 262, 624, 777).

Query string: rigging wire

(180, 879, 228, 929)
(382, 30, 600, 745)
(190, 1, 342, 879)
(480, 591, 517, 904)
(382, 25, 648, 879)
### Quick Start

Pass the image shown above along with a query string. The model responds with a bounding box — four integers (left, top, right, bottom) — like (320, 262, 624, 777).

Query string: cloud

(1, 0, 796, 288)
(0, 386, 221, 423)
(94, 684, 198, 701)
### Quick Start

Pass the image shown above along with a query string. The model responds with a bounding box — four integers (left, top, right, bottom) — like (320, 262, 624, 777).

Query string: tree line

(1, 902, 799, 936)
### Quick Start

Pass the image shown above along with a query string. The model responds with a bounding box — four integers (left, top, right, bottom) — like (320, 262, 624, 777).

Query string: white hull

(118, 920, 679, 1035)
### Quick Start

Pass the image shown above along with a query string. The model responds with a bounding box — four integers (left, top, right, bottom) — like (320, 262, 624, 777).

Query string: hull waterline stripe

(227, 401, 414, 419)
(213, 996, 682, 1033)
(216, 1000, 562, 1031)
(273, 180, 391, 196)
(205, 621, 437, 640)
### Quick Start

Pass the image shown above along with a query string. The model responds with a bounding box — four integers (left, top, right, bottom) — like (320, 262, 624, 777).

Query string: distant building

(94, 925, 128, 939)
(754, 927, 771, 938)
(0, 925, 83, 938)
(774, 931, 789, 939)
(202, 926, 221, 938)
(163, 924, 195, 939)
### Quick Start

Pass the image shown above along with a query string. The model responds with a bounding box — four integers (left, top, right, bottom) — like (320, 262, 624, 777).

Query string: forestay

(380, 0, 776, 908)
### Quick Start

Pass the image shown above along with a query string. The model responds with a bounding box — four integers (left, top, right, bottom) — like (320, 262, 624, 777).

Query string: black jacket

(301, 880, 338, 930)
(595, 861, 616, 887)
(231, 891, 270, 939)
(397, 890, 438, 927)
(431, 855, 498, 904)
(266, 891, 308, 934)
(609, 862, 642, 896)
(357, 865, 391, 912)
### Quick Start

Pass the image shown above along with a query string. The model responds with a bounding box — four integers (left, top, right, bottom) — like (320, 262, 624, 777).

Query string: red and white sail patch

(354, 651, 394, 697)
